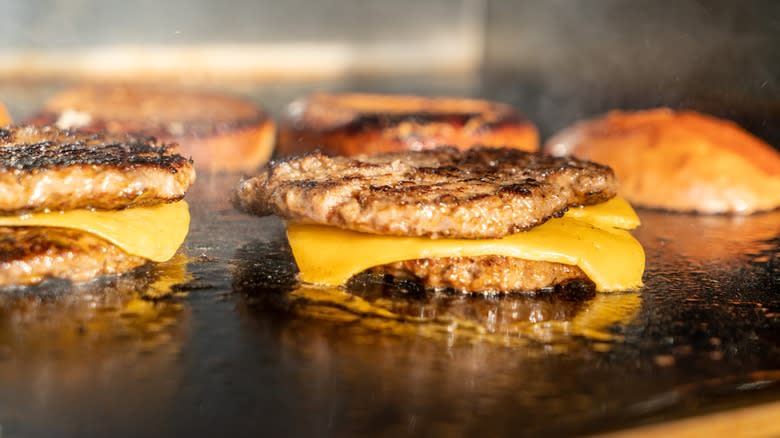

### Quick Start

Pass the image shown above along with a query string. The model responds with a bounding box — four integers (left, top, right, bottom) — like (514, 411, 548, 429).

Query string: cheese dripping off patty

(0, 201, 190, 262)
(286, 197, 645, 292)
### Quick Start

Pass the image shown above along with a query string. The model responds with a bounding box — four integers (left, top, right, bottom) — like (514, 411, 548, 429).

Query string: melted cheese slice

(565, 196, 640, 230)
(0, 201, 190, 262)
(287, 197, 645, 292)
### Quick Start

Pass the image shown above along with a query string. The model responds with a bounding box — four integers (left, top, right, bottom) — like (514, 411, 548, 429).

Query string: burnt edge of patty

(0, 126, 192, 174)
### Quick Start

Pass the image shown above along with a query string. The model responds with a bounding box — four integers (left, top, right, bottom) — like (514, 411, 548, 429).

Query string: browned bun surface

(27, 85, 275, 172)
(278, 93, 538, 156)
(545, 108, 780, 214)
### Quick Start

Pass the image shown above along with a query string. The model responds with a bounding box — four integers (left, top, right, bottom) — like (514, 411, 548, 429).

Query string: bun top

(545, 108, 780, 214)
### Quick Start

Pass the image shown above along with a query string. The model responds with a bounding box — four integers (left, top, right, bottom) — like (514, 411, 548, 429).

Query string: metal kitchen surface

(0, 81, 779, 437)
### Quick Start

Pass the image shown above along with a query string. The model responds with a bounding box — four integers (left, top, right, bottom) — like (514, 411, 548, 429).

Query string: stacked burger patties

(0, 125, 195, 286)
(234, 147, 645, 294)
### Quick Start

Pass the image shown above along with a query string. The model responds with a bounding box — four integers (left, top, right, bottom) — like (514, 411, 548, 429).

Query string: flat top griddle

(0, 80, 778, 437)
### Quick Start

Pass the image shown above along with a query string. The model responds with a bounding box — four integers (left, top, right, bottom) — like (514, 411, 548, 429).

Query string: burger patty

(233, 146, 616, 238)
(0, 125, 195, 213)
(0, 227, 148, 286)
(373, 256, 588, 294)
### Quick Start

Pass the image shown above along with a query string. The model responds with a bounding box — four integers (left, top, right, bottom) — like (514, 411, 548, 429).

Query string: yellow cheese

(0, 201, 190, 262)
(286, 198, 645, 292)
(564, 196, 640, 230)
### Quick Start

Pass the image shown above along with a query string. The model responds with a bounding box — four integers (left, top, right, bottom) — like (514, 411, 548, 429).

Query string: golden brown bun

(545, 108, 780, 214)
(26, 85, 275, 172)
(278, 93, 538, 156)
(0, 101, 11, 125)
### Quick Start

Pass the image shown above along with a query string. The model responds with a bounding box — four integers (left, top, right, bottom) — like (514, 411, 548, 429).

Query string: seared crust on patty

(233, 146, 616, 238)
(0, 125, 195, 214)
(27, 85, 276, 172)
(279, 93, 538, 156)
(374, 255, 588, 294)
(0, 227, 147, 286)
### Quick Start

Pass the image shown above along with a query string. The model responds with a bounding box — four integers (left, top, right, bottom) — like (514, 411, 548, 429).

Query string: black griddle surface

(0, 80, 778, 437)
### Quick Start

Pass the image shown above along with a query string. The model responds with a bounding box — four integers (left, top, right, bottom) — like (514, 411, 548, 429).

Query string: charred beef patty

(233, 146, 627, 293)
(0, 227, 148, 286)
(0, 125, 195, 214)
(233, 146, 616, 239)
(0, 125, 195, 287)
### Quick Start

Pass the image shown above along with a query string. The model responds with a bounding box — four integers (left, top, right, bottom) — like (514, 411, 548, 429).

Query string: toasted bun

(278, 93, 538, 156)
(0, 101, 11, 125)
(27, 85, 275, 172)
(545, 108, 780, 214)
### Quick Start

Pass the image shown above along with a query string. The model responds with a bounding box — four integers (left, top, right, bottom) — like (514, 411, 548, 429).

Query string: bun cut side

(0, 102, 11, 125)
(278, 93, 538, 156)
(545, 108, 780, 214)
(27, 85, 275, 173)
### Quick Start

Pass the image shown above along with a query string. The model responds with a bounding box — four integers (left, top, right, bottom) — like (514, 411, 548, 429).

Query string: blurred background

(0, 0, 778, 142)
(0, 3, 779, 436)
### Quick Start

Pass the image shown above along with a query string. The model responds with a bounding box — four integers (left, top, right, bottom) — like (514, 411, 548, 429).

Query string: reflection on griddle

(0, 254, 191, 353)
(0, 254, 192, 414)
(635, 208, 780, 265)
(229, 216, 780, 436)
(232, 239, 641, 350)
